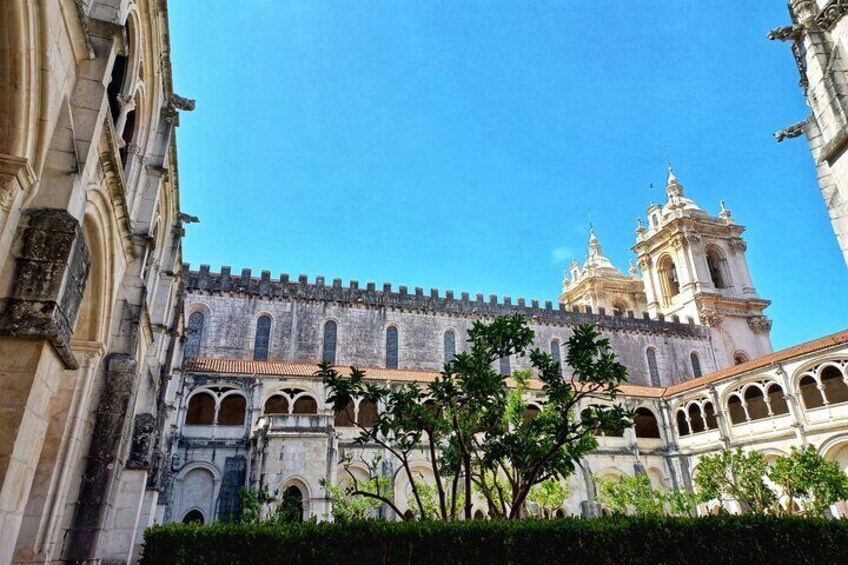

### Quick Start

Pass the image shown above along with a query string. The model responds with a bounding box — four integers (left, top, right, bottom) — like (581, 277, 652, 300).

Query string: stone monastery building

(169, 169, 848, 525)
(0, 0, 847, 563)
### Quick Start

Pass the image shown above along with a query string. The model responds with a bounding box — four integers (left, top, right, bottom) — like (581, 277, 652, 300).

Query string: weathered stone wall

(183, 267, 715, 387)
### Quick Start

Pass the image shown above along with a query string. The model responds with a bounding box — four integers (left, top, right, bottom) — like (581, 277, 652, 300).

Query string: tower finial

(667, 164, 677, 186)
(719, 200, 732, 221)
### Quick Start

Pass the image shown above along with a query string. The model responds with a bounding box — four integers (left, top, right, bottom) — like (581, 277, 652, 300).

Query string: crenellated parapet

(182, 264, 709, 338)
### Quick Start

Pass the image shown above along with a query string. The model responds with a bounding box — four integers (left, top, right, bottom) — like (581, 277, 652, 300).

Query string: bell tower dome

(633, 167, 772, 368)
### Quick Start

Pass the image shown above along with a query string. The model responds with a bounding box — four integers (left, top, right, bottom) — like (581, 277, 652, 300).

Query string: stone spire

(587, 226, 602, 262)
(665, 165, 683, 199)
(584, 226, 619, 275)
(662, 166, 703, 214)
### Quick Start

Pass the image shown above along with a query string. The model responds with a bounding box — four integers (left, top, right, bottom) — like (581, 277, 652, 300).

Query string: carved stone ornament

(793, 0, 819, 25)
(699, 308, 723, 327)
(748, 316, 772, 334)
(0, 154, 36, 212)
(791, 43, 810, 94)
(774, 120, 807, 142)
(169, 93, 196, 112)
(729, 238, 747, 253)
(815, 0, 848, 31)
(0, 176, 17, 212)
(768, 25, 804, 42)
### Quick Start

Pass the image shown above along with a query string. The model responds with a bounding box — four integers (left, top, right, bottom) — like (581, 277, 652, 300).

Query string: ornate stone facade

(777, 0, 848, 266)
(0, 1, 187, 562)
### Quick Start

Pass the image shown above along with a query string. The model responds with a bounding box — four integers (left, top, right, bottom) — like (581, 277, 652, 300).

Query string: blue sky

(170, 1, 847, 350)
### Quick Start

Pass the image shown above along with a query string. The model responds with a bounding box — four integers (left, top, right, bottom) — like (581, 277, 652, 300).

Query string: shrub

(142, 515, 848, 565)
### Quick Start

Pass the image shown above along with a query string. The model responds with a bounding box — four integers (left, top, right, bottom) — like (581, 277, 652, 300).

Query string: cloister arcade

(168, 331, 848, 523)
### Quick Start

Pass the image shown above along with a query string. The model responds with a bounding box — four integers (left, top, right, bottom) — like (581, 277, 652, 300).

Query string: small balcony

(259, 413, 335, 433)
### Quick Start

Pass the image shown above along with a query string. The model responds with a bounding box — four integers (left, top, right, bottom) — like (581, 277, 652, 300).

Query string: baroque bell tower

(633, 168, 772, 369)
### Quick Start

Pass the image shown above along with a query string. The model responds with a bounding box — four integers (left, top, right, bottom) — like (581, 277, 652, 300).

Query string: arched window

(444, 330, 456, 364)
(688, 404, 705, 433)
(499, 355, 511, 376)
(218, 395, 246, 426)
(322, 320, 337, 364)
(646, 348, 660, 387)
(634, 407, 661, 439)
(821, 365, 848, 405)
(253, 315, 272, 361)
(280, 486, 304, 523)
(185, 312, 205, 359)
(612, 301, 627, 316)
(358, 400, 379, 427)
(703, 402, 718, 429)
(264, 395, 289, 414)
(690, 352, 702, 378)
(120, 103, 137, 166)
(522, 405, 541, 423)
(767, 384, 789, 415)
(733, 352, 749, 366)
(799, 375, 824, 409)
(386, 326, 399, 369)
(186, 392, 215, 425)
(651, 213, 659, 227)
(744, 387, 768, 421)
(658, 255, 680, 302)
(550, 339, 562, 367)
(334, 401, 355, 427)
(474, 509, 485, 520)
(676, 410, 690, 436)
(706, 247, 728, 289)
(182, 509, 204, 524)
(292, 395, 318, 414)
(727, 395, 746, 424)
(107, 36, 129, 124)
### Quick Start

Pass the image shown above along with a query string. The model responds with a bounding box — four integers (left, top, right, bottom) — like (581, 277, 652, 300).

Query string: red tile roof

(184, 358, 664, 398)
(664, 329, 848, 395)
(183, 328, 848, 400)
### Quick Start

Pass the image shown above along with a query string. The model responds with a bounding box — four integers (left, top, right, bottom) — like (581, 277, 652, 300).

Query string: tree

(694, 446, 848, 517)
(320, 316, 630, 521)
(526, 477, 571, 518)
(768, 445, 848, 517)
(237, 486, 305, 524)
(596, 475, 701, 517)
(323, 453, 392, 521)
(694, 449, 776, 514)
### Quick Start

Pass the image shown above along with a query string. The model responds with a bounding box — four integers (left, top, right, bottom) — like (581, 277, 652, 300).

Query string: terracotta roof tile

(663, 329, 848, 396)
(184, 358, 666, 398)
(183, 329, 847, 399)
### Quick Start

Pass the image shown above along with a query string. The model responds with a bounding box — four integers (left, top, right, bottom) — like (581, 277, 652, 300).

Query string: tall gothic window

(386, 326, 399, 369)
(499, 355, 511, 376)
(185, 312, 204, 359)
(550, 339, 562, 366)
(690, 352, 702, 378)
(253, 315, 272, 361)
(322, 320, 337, 364)
(646, 347, 660, 387)
(444, 330, 456, 364)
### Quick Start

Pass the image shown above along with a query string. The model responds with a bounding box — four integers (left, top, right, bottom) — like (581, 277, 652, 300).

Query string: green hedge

(142, 516, 848, 565)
